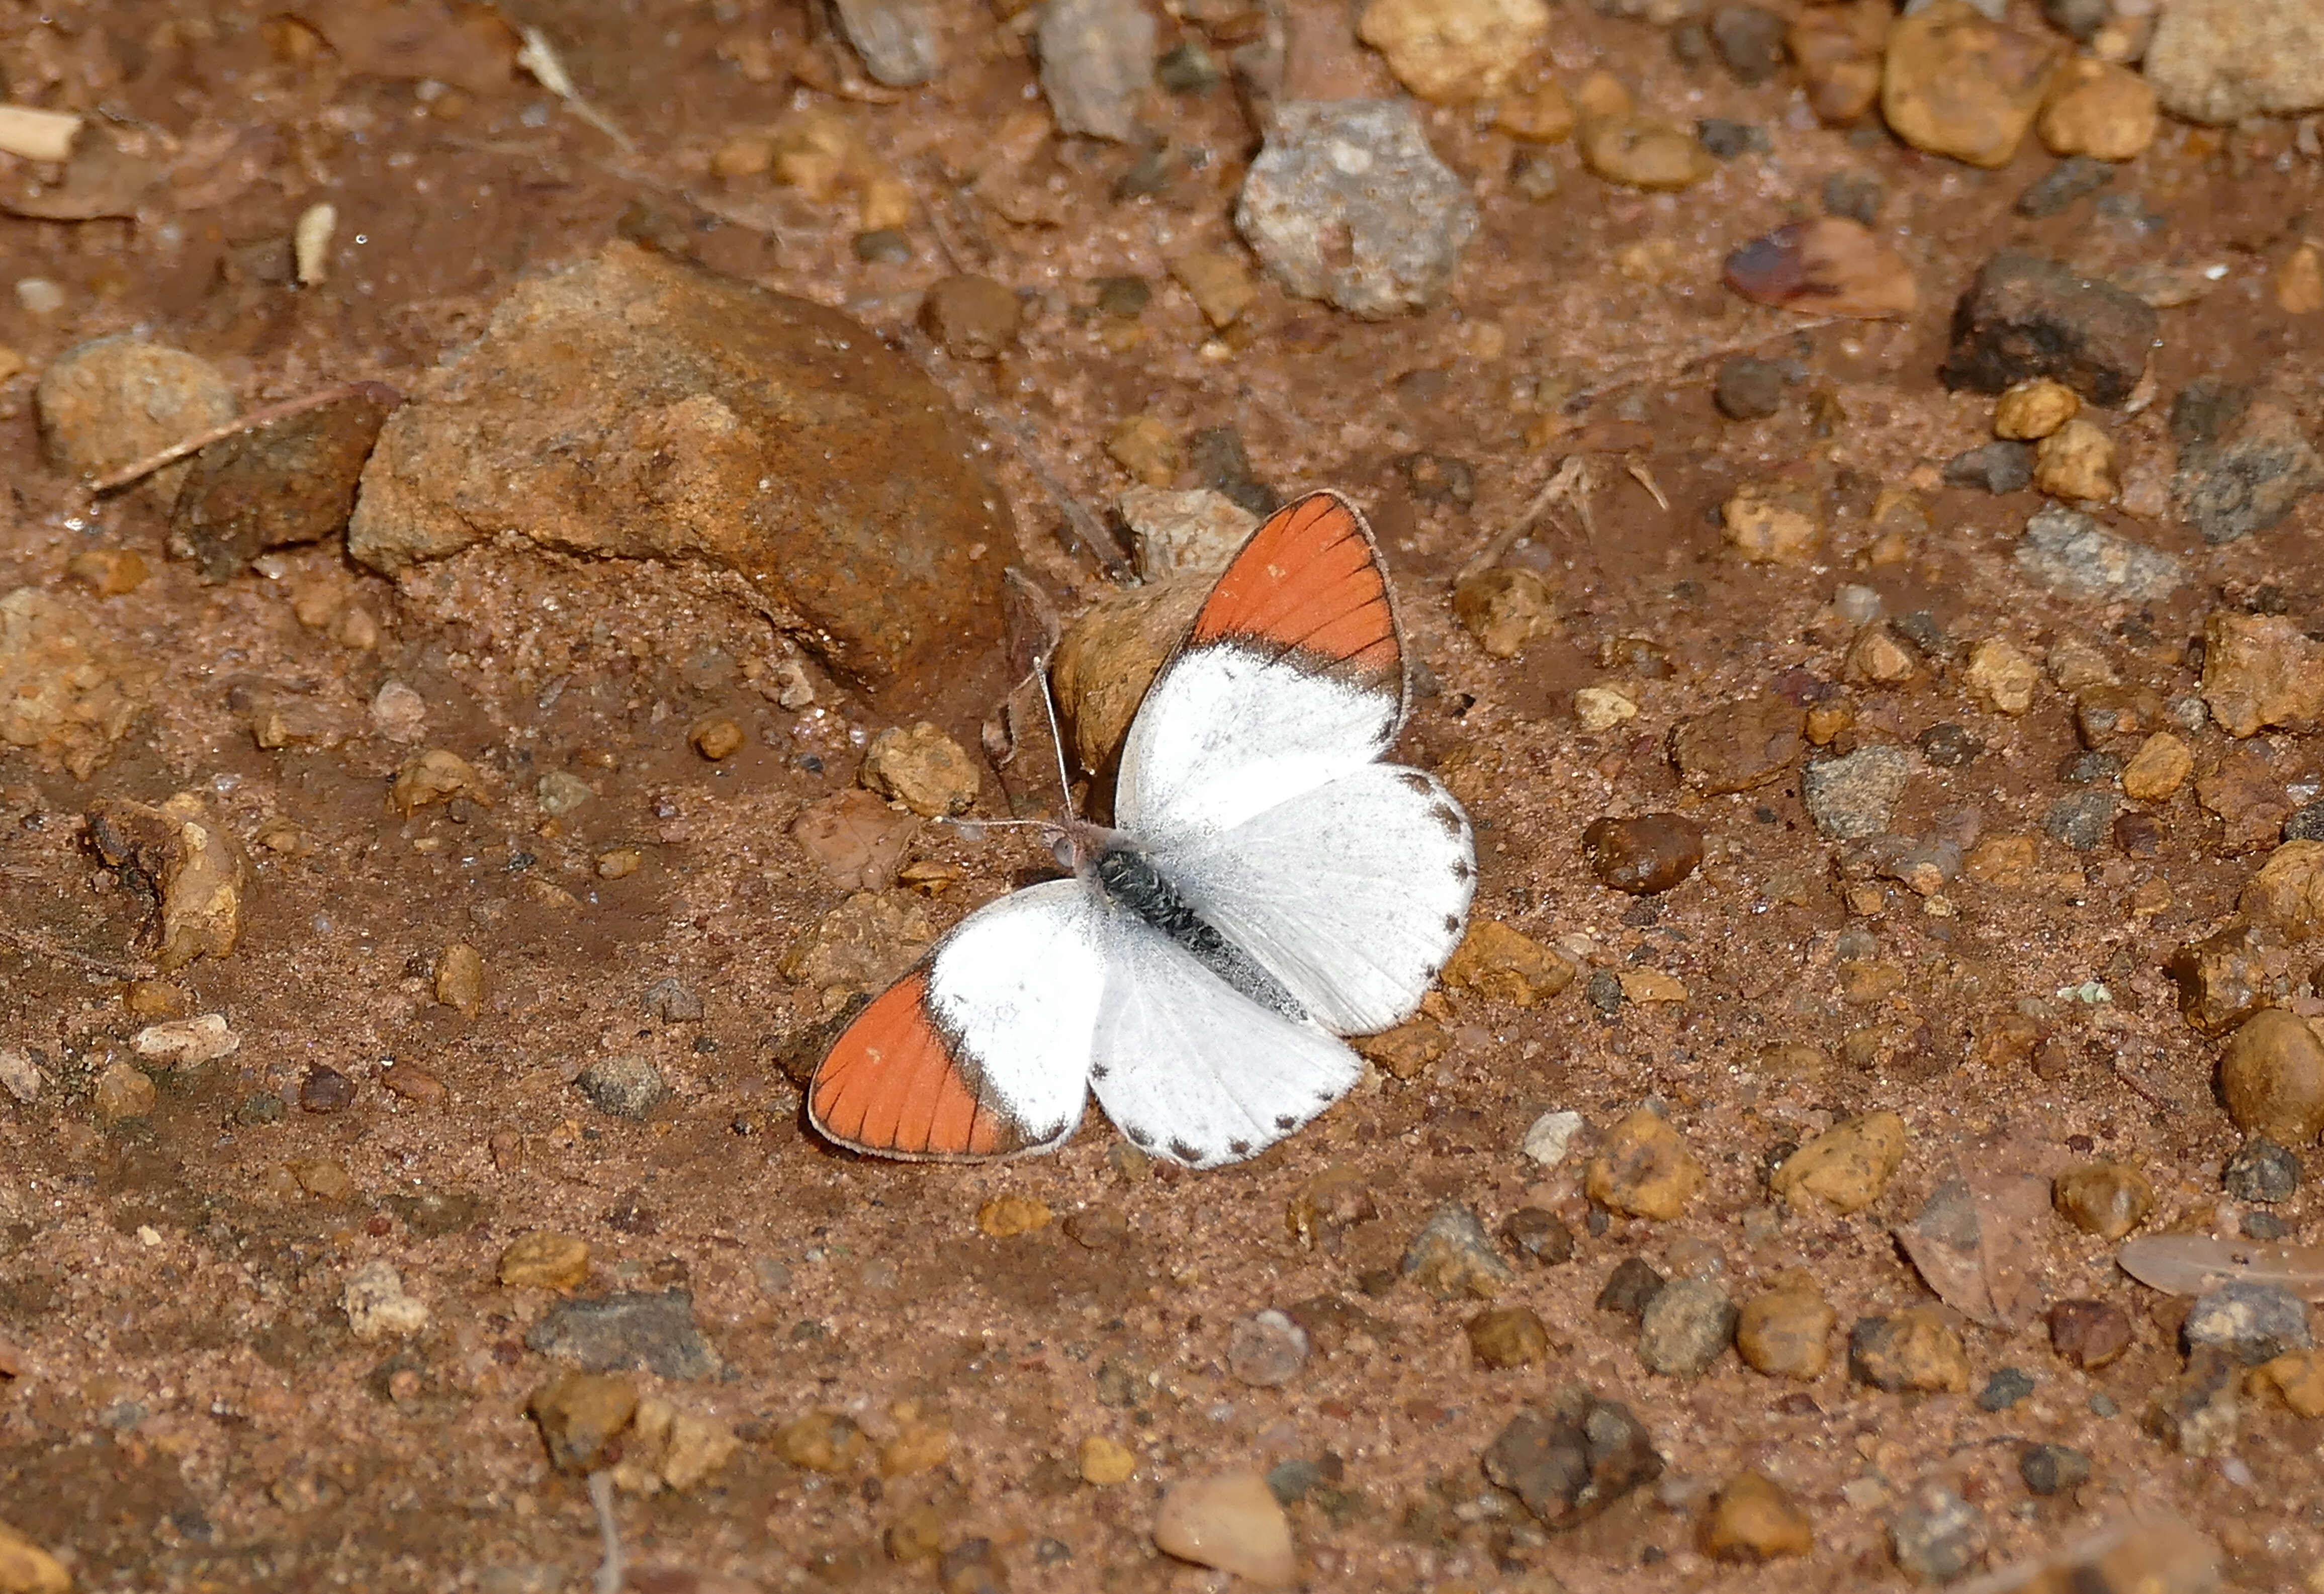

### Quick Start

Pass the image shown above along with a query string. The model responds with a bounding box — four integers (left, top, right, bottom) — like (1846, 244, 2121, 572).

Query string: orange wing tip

(1190, 490, 1402, 678)
(810, 973, 1014, 1160)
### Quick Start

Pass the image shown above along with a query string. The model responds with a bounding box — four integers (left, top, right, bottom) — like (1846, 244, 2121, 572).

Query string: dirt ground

(3, 0, 2323, 1589)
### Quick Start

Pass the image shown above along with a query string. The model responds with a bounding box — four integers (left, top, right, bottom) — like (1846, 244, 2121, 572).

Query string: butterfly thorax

(1086, 844, 1309, 1024)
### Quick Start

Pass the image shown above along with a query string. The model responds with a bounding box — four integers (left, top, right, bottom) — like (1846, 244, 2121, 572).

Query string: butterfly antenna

(1032, 649, 1077, 820)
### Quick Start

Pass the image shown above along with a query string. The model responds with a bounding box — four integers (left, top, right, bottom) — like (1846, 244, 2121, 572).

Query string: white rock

(133, 1012, 239, 1068)
(1119, 486, 1260, 581)
(1573, 686, 1638, 733)
(1521, 1108, 1585, 1167)
(1153, 1470, 1297, 1585)
(0, 1047, 41, 1103)
(343, 1261, 430, 1341)
(370, 679, 428, 742)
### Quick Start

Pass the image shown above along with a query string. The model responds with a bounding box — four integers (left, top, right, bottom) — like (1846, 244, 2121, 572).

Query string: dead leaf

(296, 0, 518, 95)
(4, 131, 159, 220)
(2116, 1234, 2324, 1301)
(1723, 217, 1919, 319)
(788, 788, 917, 890)
(1894, 1171, 2046, 1329)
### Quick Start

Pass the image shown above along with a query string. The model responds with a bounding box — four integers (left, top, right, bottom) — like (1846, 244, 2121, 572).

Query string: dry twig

(0, 920, 153, 980)
(1461, 455, 1591, 582)
(85, 380, 401, 496)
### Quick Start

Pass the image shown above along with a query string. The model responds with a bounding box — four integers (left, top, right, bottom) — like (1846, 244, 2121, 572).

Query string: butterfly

(807, 489, 1477, 1169)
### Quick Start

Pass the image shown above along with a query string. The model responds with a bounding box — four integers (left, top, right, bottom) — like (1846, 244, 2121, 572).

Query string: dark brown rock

(1940, 250, 2159, 406)
(170, 384, 401, 579)
(1848, 1308, 1970, 1391)
(1500, 1206, 1574, 1266)
(1582, 813, 1705, 895)
(1480, 1387, 1663, 1530)
(2048, 1298, 2132, 1369)
(918, 274, 1021, 359)
(346, 241, 1012, 701)
(1671, 695, 1806, 793)
(2169, 923, 2264, 1036)
(2170, 382, 2324, 546)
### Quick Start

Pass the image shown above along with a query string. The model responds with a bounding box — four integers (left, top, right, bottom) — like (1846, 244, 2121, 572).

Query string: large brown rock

(346, 242, 1013, 699)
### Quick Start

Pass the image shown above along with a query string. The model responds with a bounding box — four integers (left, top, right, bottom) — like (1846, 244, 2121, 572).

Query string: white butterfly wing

(1087, 915, 1364, 1170)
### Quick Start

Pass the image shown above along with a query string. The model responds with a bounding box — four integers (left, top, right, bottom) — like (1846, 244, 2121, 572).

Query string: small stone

(1638, 1279, 1736, 1377)
(1965, 639, 2039, 715)
(1573, 686, 1639, 733)
(852, 228, 911, 265)
(1722, 478, 1822, 564)
(576, 1054, 668, 1120)
(1672, 695, 1805, 793)
(1441, 920, 1576, 1005)
(294, 1065, 352, 1114)
(1881, 0, 2058, 167)
(2037, 56, 2155, 160)
(1788, 5, 1884, 121)
(1236, 100, 1478, 319)
(1843, 624, 1919, 686)
(1227, 1310, 1310, 1386)
(1918, 725, 1984, 771)
(389, 748, 478, 816)
(131, 1012, 237, 1069)
(1080, 1435, 1136, 1485)
(2251, 1350, 2324, 1417)
(1585, 1107, 1706, 1220)
(1037, 0, 1155, 141)
(2171, 383, 2324, 547)
(2033, 417, 2117, 501)
(2222, 1137, 2300, 1204)
(1453, 567, 1555, 658)
(343, 1261, 429, 1342)
(1822, 169, 1885, 225)
(1167, 251, 1257, 331)
(1735, 1280, 1835, 1379)
(2016, 505, 2181, 602)
(2048, 1298, 2132, 1369)
(1771, 1112, 1908, 1214)
(2184, 1282, 2314, 1365)
(2143, 0, 2324, 125)
(500, 1232, 591, 1291)
(1849, 1308, 1971, 1392)
(66, 547, 149, 597)
(2278, 243, 2324, 315)
(1890, 1484, 1984, 1583)
(2146, 1346, 2242, 1455)
(2202, 613, 2324, 738)
(1696, 117, 1768, 158)
(1116, 490, 1257, 587)
(1106, 416, 1179, 486)
(776, 1409, 869, 1473)
(1354, 1020, 1450, 1081)
(2016, 1443, 2091, 1501)
(642, 979, 703, 1023)
(1721, 218, 1918, 319)
(1401, 1202, 1513, 1298)
(1701, 1470, 1814, 1561)
(429, 940, 486, 1019)
(1579, 112, 1717, 191)
(1468, 1304, 1552, 1369)
(597, 848, 642, 880)
(2050, 1161, 2153, 1238)
(2015, 155, 2116, 219)
(2120, 732, 2191, 801)
(1480, 1389, 1663, 1529)
(1994, 378, 2081, 440)
(1713, 356, 1784, 420)
(1286, 1165, 1376, 1250)
(2219, 1009, 2324, 1145)
(287, 1156, 353, 1199)
(1152, 1471, 1296, 1586)
(919, 274, 1020, 359)
(1582, 813, 1704, 895)
(35, 335, 239, 505)
(858, 722, 979, 817)
(1395, 450, 1474, 508)
(1709, 3, 1786, 83)
(529, 1371, 640, 1474)
(1803, 745, 1915, 841)
(2043, 789, 2118, 852)
(1597, 1256, 1668, 1319)
(529, 1291, 720, 1379)
(977, 1195, 1052, 1237)
(2168, 924, 2265, 1036)
(1943, 440, 2035, 494)
(1519, 1110, 1585, 1168)
(1500, 1205, 1575, 1265)
(1357, 0, 1550, 103)
(687, 716, 744, 760)
(1943, 251, 2158, 405)
(832, 0, 938, 85)
(91, 1060, 155, 1124)
(535, 771, 595, 817)
(878, 1418, 951, 1479)
(1497, 75, 1575, 142)
(1977, 1366, 2035, 1411)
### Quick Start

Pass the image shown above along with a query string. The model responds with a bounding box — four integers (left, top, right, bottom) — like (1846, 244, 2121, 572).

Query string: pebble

(1965, 640, 2039, 715)
(1501, 1205, 1575, 1265)
(1453, 567, 1555, 658)
(1638, 1279, 1736, 1376)
(288, 1156, 353, 1199)
(642, 979, 704, 1023)
(1037, 0, 1154, 140)
(2203, 614, 2324, 738)
(296, 1065, 353, 1114)
(1994, 378, 2079, 440)
(2016, 155, 2115, 220)
(1881, 0, 2057, 167)
(1696, 117, 1767, 158)
(1354, 1020, 1449, 1080)
(1152, 1471, 1296, 1586)
(781, 892, 935, 990)
(83, 792, 248, 969)
(1579, 112, 1717, 191)
(1107, 415, 1179, 485)
(2144, 0, 2324, 124)
(1942, 250, 2157, 406)
(2016, 505, 2182, 602)
(1673, 695, 1806, 793)
(1803, 745, 1914, 840)
(2218, 1009, 2324, 1145)
(1700, 1470, 1814, 1561)
(2253, 1350, 2324, 1417)
(688, 716, 744, 760)
(2183, 1282, 2313, 1364)
(977, 1195, 1052, 1237)
(1401, 1202, 1513, 1298)
(1585, 1107, 1707, 1220)
(346, 243, 1011, 698)
(1789, 7, 1884, 122)
(1519, 1109, 1585, 1168)
(1079, 1435, 1136, 1485)
(1890, 1484, 1983, 1583)
(2038, 57, 2156, 160)
(34, 335, 239, 505)
(1721, 479, 1822, 564)
(1978, 1366, 2035, 1411)
(2169, 924, 2263, 1035)
(1713, 356, 1784, 420)
(832, 0, 938, 85)
(858, 722, 980, 817)
(1468, 1304, 1552, 1369)
(528, 1372, 641, 1474)
(2032, 417, 2117, 501)
(2170, 382, 2324, 547)
(1235, 100, 1478, 319)
(499, 1231, 591, 1291)
(2050, 1161, 2154, 1238)
(1943, 440, 2034, 494)
(1770, 1111, 1907, 1214)
(2121, 733, 2191, 801)
(0, 1049, 37, 1105)
(526, 1290, 722, 1379)
(1597, 1256, 1668, 1319)
(1822, 169, 1884, 225)
(627, 1398, 742, 1493)
(576, 1053, 668, 1120)
(2048, 1298, 2132, 1369)
(343, 1261, 430, 1342)
(1709, 3, 1786, 83)
(1497, 76, 1575, 143)
(1582, 813, 1703, 895)
(920, 274, 1020, 360)
(1227, 1310, 1310, 1386)
(1735, 1278, 1835, 1379)
(1481, 1390, 1663, 1529)
(424, 940, 485, 1019)
(1843, 624, 1919, 686)
(132, 1012, 238, 1070)
(2222, 1137, 2300, 1204)
(92, 1060, 156, 1124)
(1722, 219, 1918, 319)
(535, 771, 594, 817)
(775, 1409, 868, 1473)
(389, 748, 479, 816)
(1357, 0, 1549, 103)
(2042, 790, 2117, 851)
(2144, 1346, 2240, 1455)
(1849, 1308, 1971, 1392)
(1574, 685, 1639, 733)
(1440, 919, 1576, 1005)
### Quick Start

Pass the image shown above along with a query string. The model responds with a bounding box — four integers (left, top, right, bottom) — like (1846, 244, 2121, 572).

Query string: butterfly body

(808, 491, 1476, 1170)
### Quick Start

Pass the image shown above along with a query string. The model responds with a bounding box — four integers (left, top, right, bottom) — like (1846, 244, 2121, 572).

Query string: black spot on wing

(1228, 1138, 1250, 1157)
(1091, 1063, 1110, 1080)
(1169, 1138, 1202, 1164)
(1428, 803, 1463, 836)
(1451, 859, 1474, 881)
(1444, 914, 1461, 932)
(1127, 1125, 1154, 1146)
(1396, 770, 1432, 793)
(1274, 1114, 1296, 1131)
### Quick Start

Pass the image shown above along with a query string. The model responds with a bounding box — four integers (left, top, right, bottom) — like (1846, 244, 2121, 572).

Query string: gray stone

(2183, 1282, 2313, 1365)
(833, 0, 940, 86)
(2015, 505, 2183, 601)
(2169, 382, 2324, 546)
(1037, 0, 1156, 142)
(1235, 101, 1479, 320)
(2286, 802, 2324, 844)
(641, 978, 704, 1023)
(1977, 1367, 2035, 1412)
(1713, 356, 1783, 420)
(525, 1289, 722, 1379)
(1118, 485, 1259, 580)
(1890, 1484, 1984, 1583)
(1637, 1279, 1736, 1377)
(1943, 440, 2034, 494)
(1708, 4, 1786, 84)
(1480, 1387, 1664, 1529)
(2042, 789, 2118, 852)
(2017, 1442, 2090, 1497)
(2223, 1136, 2301, 1204)
(576, 1053, 668, 1119)
(1226, 1309, 1311, 1387)
(1803, 745, 1916, 840)
(1400, 1201, 1514, 1297)
(2016, 156, 2114, 219)
(2146, 0, 2324, 124)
